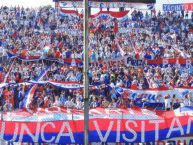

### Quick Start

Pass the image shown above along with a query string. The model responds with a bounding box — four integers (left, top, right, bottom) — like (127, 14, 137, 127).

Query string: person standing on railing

(164, 94, 171, 111)
(183, 94, 193, 107)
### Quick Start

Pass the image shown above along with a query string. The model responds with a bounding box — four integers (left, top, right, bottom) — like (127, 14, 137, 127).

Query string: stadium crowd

(0, 6, 192, 112)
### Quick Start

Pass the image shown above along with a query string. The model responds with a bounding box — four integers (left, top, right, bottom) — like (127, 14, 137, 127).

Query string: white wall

(0, 0, 55, 8)
(0, 0, 192, 11)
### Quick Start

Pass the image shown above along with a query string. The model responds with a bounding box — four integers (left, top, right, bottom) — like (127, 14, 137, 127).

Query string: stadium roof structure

(54, 0, 156, 3)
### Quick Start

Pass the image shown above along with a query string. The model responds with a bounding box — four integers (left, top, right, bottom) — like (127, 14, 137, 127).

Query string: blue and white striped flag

(147, 3, 155, 10)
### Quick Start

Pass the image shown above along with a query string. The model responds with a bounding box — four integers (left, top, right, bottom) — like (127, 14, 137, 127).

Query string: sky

(0, 0, 192, 9)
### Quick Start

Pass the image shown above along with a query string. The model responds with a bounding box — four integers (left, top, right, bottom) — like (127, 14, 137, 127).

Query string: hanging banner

(125, 57, 144, 67)
(183, 3, 193, 11)
(7, 52, 83, 66)
(60, 9, 129, 19)
(90, 11, 129, 19)
(0, 107, 193, 144)
(123, 87, 193, 103)
(163, 3, 193, 11)
(59, 9, 82, 17)
(163, 4, 184, 11)
(58, 1, 152, 9)
(146, 58, 193, 66)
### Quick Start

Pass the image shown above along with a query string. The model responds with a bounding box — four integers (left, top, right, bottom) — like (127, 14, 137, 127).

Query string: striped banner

(3, 59, 15, 83)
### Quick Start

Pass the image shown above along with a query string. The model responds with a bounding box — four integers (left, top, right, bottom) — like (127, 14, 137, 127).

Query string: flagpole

(83, 0, 89, 144)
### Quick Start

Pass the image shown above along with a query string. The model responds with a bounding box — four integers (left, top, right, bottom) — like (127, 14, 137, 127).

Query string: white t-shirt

(183, 98, 190, 106)
(53, 100, 61, 107)
(75, 101, 83, 109)
(65, 100, 75, 108)
(165, 97, 171, 109)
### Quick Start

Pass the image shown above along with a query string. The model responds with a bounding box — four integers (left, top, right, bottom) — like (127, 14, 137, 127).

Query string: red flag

(12, 31, 17, 39)
(189, 28, 193, 33)
(113, 21, 118, 33)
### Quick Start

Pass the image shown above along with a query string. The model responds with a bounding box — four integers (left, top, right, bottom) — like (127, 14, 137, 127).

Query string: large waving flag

(116, 40, 126, 56)
(23, 66, 51, 108)
(7, 51, 18, 59)
(0, 59, 15, 96)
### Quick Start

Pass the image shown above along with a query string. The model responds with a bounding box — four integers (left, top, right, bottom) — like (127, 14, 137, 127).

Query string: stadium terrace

(0, 0, 193, 144)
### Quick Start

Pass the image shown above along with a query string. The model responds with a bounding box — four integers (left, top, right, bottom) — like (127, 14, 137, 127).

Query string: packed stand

(0, 6, 192, 112)
(0, 6, 192, 61)
(0, 59, 192, 112)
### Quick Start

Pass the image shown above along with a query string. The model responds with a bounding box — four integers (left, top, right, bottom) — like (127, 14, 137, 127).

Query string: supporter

(172, 94, 181, 110)
(52, 96, 61, 107)
(43, 95, 52, 108)
(164, 94, 171, 110)
(117, 97, 127, 109)
(3, 99, 12, 112)
(183, 94, 193, 107)
(142, 98, 148, 108)
(108, 98, 117, 108)
(59, 91, 67, 106)
(90, 95, 100, 108)
(101, 97, 110, 108)
(75, 97, 83, 109)
(64, 96, 75, 108)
